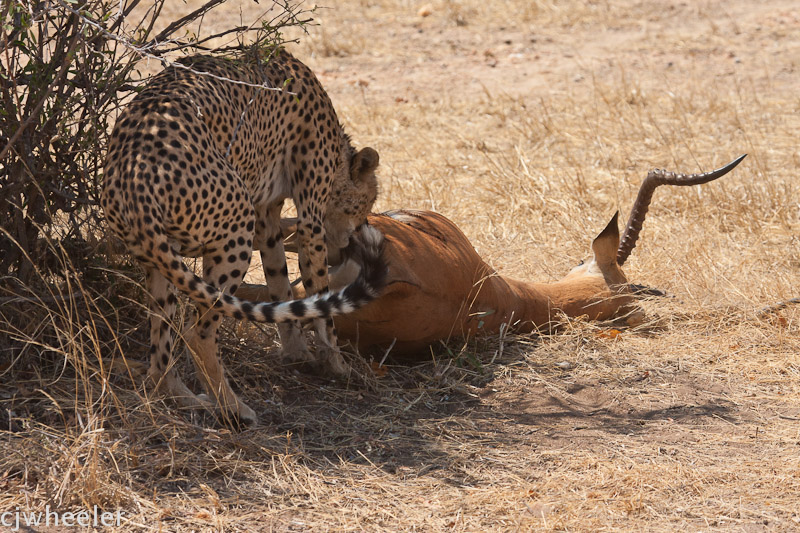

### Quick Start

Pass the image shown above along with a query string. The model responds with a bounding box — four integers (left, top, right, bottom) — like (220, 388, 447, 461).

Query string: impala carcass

(238, 155, 745, 356)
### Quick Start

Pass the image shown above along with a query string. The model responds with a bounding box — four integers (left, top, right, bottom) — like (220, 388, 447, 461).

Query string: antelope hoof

(624, 308, 646, 327)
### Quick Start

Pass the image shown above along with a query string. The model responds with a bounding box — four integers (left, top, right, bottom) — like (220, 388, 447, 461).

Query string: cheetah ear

(350, 147, 379, 183)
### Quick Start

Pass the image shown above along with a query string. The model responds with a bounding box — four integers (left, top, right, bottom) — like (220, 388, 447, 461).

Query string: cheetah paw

(315, 345, 351, 378)
(199, 393, 258, 428)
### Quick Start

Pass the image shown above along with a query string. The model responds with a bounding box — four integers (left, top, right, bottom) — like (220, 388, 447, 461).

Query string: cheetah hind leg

(144, 268, 215, 415)
(183, 321, 257, 427)
(179, 243, 260, 427)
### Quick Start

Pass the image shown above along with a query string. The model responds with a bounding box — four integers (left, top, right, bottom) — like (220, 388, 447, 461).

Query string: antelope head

(552, 211, 637, 324)
(554, 154, 748, 325)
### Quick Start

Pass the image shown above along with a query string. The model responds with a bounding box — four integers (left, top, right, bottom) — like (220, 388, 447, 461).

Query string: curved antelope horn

(616, 154, 747, 266)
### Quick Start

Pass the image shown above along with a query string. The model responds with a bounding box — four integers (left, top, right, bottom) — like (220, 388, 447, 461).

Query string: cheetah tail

(149, 226, 388, 323)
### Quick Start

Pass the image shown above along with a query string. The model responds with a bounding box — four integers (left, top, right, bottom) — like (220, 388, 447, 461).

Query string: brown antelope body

(324, 209, 637, 355)
(238, 156, 745, 356)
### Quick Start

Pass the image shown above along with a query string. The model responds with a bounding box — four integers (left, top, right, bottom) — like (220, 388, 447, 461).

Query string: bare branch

(150, 0, 227, 44)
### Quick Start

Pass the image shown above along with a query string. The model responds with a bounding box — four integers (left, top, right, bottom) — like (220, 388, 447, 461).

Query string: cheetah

(101, 50, 384, 425)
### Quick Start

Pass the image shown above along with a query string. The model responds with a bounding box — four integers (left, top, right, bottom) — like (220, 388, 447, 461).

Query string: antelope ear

(350, 147, 379, 183)
(591, 211, 620, 266)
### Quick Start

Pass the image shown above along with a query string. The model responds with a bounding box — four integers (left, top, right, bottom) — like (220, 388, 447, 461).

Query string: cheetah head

(325, 141, 379, 261)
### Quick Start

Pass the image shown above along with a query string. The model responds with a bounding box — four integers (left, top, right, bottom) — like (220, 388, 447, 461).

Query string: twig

(378, 338, 397, 368)
(0, 292, 86, 307)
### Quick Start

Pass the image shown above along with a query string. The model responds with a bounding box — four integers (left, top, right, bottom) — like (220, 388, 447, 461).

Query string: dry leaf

(370, 361, 388, 378)
(597, 328, 623, 339)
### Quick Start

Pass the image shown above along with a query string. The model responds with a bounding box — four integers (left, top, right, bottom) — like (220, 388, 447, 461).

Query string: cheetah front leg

(295, 217, 349, 377)
(255, 201, 315, 367)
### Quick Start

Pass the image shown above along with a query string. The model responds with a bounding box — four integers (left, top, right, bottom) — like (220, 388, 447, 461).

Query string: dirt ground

(2, 0, 799, 531)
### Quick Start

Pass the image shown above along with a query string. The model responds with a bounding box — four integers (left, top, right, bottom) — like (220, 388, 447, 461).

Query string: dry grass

(2, 0, 800, 531)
